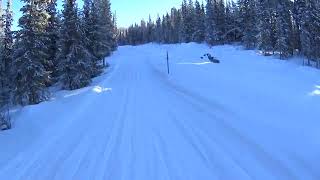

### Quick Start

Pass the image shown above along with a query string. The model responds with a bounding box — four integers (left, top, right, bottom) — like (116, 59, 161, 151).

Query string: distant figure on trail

(201, 53, 220, 64)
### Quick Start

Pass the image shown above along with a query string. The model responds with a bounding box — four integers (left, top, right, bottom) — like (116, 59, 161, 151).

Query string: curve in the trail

(0, 46, 315, 180)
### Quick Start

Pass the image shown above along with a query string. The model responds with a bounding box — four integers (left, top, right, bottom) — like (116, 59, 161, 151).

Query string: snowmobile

(201, 53, 220, 63)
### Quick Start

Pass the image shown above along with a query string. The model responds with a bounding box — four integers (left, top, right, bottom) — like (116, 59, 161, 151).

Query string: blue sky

(1, 0, 182, 29)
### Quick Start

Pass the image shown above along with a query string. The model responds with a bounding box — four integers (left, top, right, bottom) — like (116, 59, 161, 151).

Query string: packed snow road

(0, 44, 319, 179)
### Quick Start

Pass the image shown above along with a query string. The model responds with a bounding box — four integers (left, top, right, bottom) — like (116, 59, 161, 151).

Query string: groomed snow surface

(0, 43, 319, 180)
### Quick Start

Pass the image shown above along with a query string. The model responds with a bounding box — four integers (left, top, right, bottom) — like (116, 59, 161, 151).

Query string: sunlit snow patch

(177, 62, 211, 65)
(92, 86, 112, 93)
(310, 90, 320, 96)
(309, 85, 320, 96)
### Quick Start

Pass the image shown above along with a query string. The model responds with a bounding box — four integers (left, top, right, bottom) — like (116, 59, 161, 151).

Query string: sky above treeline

(1, 0, 183, 29)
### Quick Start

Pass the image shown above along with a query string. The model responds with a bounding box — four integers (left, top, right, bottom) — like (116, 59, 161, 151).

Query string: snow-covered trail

(0, 44, 319, 179)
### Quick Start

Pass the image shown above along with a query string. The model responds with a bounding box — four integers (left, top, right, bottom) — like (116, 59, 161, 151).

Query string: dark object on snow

(203, 53, 220, 63)
(0, 123, 10, 131)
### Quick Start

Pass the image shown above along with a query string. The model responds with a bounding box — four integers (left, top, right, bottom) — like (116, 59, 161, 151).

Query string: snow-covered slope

(0, 43, 319, 179)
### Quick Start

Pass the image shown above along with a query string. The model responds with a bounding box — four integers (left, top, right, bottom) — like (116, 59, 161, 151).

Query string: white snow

(0, 43, 319, 179)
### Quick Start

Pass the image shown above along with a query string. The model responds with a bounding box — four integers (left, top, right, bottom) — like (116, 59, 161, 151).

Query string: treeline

(119, 0, 320, 64)
(0, 0, 117, 129)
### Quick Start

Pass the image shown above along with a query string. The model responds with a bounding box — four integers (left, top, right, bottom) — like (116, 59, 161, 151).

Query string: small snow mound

(310, 89, 320, 96)
(92, 86, 112, 93)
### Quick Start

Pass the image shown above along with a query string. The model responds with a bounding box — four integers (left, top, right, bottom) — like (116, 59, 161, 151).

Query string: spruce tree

(57, 0, 93, 90)
(300, 0, 312, 63)
(312, 0, 320, 67)
(257, 0, 275, 55)
(181, 0, 188, 42)
(193, 0, 206, 43)
(164, 14, 171, 43)
(83, 0, 102, 77)
(224, 1, 240, 42)
(171, 8, 183, 43)
(293, 0, 306, 52)
(146, 15, 154, 42)
(140, 19, 147, 44)
(214, 0, 226, 43)
(146, 15, 155, 42)
(0, 0, 4, 73)
(13, 0, 50, 105)
(0, 0, 3, 38)
(46, 0, 60, 83)
(230, 1, 242, 42)
(187, 0, 196, 41)
(98, 0, 117, 66)
(161, 15, 167, 43)
(238, 0, 258, 49)
(112, 11, 118, 50)
(155, 16, 162, 43)
(0, 0, 13, 130)
(205, 0, 215, 45)
(181, 0, 195, 42)
(300, 0, 320, 66)
(118, 0, 320, 70)
(0, 0, 4, 82)
(0, 0, 13, 106)
(275, 0, 294, 59)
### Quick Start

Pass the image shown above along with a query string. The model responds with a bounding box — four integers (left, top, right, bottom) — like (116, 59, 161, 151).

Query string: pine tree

(13, 0, 50, 105)
(57, 0, 93, 90)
